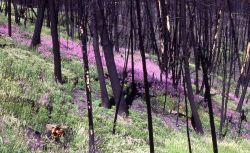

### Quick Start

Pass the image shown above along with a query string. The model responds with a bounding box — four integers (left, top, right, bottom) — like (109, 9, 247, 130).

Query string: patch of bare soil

(131, 99, 186, 131)
(24, 125, 73, 151)
(25, 127, 46, 151)
(72, 88, 87, 113)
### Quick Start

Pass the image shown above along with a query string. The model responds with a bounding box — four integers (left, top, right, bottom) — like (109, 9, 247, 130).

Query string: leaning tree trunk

(201, 55, 218, 153)
(78, 0, 95, 153)
(180, 0, 204, 134)
(136, 0, 154, 152)
(182, 64, 192, 153)
(82, 34, 95, 153)
(90, 3, 110, 109)
(30, 0, 47, 47)
(237, 43, 250, 112)
(145, 0, 161, 74)
(236, 23, 250, 112)
(237, 70, 250, 112)
(92, 0, 128, 115)
(49, 0, 62, 83)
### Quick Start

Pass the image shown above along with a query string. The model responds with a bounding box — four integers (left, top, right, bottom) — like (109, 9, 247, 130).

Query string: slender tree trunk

(202, 57, 218, 153)
(5, 0, 7, 16)
(237, 74, 249, 112)
(194, 45, 200, 94)
(136, 0, 154, 152)
(219, 33, 228, 138)
(0, 0, 2, 12)
(236, 22, 250, 111)
(237, 45, 250, 112)
(234, 21, 247, 96)
(181, 0, 204, 134)
(227, 0, 241, 70)
(12, 0, 19, 24)
(223, 28, 234, 132)
(49, 0, 62, 83)
(7, 0, 11, 37)
(46, 6, 50, 28)
(130, 0, 135, 88)
(90, 3, 110, 109)
(145, 0, 161, 69)
(80, 19, 95, 153)
(93, 0, 128, 115)
(30, 0, 47, 47)
(77, 1, 95, 150)
(201, 55, 218, 153)
(182, 63, 192, 153)
(64, 0, 70, 36)
(113, 1, 119, 53)
(69, 0, 74, 38)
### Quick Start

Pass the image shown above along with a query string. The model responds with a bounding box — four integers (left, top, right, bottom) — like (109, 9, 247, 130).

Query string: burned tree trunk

(180, 0, 204, 134)
(219, 31, 228, 138)
(49, 0, 62, 83)
(136, 0, 154, 152)
(113, 1, 119, 53)
(13, 0, 19, 24)
(92, 0, 128, 115)
(30, 0, 47, 47)
(130, 0, 135, 88)
(200, 54, 218, 153)
(79, 3, 95, 151)
(90, 1, 110, 109)
(64, 0, 70, 36)
(182, 63, 192, 153)
(237, 43, 250, 112)
(7, 0, 11, 37)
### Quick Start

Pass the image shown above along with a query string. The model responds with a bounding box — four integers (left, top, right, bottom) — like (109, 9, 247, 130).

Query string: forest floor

(0, 15, 249, 153)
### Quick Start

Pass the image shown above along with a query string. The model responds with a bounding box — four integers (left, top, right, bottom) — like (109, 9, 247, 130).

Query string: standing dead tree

(136, 0, 154, 152)
(92, 0, 128, 115)
(79, 1, 95, 152)
(7, 0, 11, 37)
(30, 0, 47, 47)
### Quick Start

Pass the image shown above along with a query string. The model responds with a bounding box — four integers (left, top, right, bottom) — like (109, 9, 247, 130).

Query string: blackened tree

(7, 0, 11, 37)
(30, 0, 47, 47)
(92, 0, 128, 115)
(49, 0, 62, 83)
(136, 0, 154, 152)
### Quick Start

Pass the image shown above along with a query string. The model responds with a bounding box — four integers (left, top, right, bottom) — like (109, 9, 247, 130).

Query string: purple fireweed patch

(1, 24, 250, 140)
(0, 24, 165, 84)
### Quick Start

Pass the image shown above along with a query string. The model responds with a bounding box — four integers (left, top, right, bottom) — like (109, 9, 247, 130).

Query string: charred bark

(30, 0, 47, 47)
(92, 0, 128, 115)
(49, 0, 62, 83)
(136, 0, 154, 152)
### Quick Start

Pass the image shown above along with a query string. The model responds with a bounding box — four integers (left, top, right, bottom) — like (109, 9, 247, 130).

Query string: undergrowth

(0, 15, 249, 153)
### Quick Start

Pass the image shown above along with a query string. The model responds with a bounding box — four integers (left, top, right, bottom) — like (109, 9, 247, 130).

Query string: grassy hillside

(0, 28, 250, 153)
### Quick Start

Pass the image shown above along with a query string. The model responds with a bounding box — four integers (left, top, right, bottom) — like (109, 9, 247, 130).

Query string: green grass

(212, 94, 237, 110)
(0, 109, 30, 153)
(0, 15, 249, 152)
(0, 10, 69, 39)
